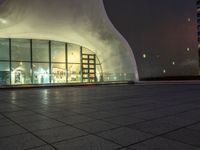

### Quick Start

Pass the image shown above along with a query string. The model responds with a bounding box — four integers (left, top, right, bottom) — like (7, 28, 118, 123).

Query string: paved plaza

(0, 83, 200, 150)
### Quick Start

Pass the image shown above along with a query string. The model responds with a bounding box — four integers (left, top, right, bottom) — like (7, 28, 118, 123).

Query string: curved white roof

(0, 0, 139, 81)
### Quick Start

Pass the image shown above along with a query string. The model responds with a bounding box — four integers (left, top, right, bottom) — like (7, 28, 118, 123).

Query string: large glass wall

(0, 38, 103, 86)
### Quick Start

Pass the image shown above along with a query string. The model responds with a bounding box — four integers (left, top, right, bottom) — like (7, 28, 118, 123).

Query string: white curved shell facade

(0, 0, 139, 84)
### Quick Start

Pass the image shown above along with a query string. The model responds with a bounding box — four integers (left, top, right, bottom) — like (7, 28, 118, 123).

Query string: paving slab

(27, 145, 56, 150)
(103, 115, 144, 126)
(0, 124, 27, 138)
(20, 119, 66, 132)
(56, 115, 94, 125)
(54, 135, 120, 150)
(129, 137, 199, 150)
(98, 127, 153, 146)
(34, 126, 88, 143)
(163, 128, 200, 147)
(74, 120, 119, 133)
(0, 133, 45, 150)
(0, 118, 14, 127)
(127, 120, 180, 135)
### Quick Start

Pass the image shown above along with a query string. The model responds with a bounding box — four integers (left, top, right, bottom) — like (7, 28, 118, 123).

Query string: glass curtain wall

(0, 38, 102, 86)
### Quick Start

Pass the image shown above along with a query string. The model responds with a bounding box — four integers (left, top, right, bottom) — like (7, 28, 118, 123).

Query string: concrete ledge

(0, 81, 135, 89)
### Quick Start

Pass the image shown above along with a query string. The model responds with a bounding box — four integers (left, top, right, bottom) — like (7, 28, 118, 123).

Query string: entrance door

(81, 54, 96, 83)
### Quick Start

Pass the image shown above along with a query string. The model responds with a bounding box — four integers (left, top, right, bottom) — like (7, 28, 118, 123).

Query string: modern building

(0, 0, 138, 86)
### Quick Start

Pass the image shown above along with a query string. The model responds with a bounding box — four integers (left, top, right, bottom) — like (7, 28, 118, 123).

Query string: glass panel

(68, 64, 81, 82)
(82, 59, 88, 64)
(32, 40, 49, 62)
(51, 41, 65, 62)
(89, 65, 95, 68)
(32, 63, 50, 84)
(83, 64, 88, 68)
(89, 55, 95, 59)
(83, 69, 89, 74)
(11, 62, 31, 85)
(11, 39, 30, 61)
(89, 60, 94, 64)
(68, 44, 80, 63)
(90, 70, 95, 73)
(82, 55, 88, 59)
(0, 61, 10, 85)
(51, 63, 66, 83)
(0, 39, 9, 60)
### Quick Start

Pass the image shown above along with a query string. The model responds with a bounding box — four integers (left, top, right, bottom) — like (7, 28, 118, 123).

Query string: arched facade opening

(0, 38, 104, 85)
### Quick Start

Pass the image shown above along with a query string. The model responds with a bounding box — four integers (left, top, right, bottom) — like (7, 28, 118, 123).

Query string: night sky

(0, 0, 198, 79)
(104, 0, 198, 78)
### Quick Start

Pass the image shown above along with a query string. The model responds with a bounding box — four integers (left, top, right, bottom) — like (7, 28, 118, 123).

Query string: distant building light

(172, 61, 175, 65)
(187, 18, 191, 22)
(186, 48, 190, 52)
(163, 69, 166, 74)
(142, 53, 147, 59)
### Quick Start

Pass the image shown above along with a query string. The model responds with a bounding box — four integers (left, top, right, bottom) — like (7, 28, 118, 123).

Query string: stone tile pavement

(0, 83, 200, 149)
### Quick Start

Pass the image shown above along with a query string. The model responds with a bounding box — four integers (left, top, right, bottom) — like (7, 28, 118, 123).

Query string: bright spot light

(186, 48, 190, 52)
(163, 69, 166, 74)
(187, 18, 191, 22)
(142, 53, 147, 59)
(172, 61, 175, 65)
